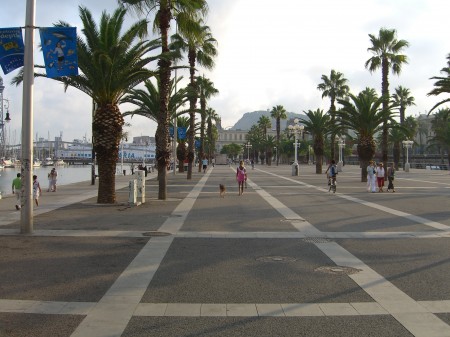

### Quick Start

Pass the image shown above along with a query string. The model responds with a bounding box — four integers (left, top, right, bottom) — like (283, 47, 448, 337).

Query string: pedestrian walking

(12, 173, 22, 210)
(367, 161, 377, 193)
(50, 168, 58, 192)
(33, 175, 42, 207)
(236, 160, 247, 196)
(376, 163, 385, 192)
(387, 163, 395, 192)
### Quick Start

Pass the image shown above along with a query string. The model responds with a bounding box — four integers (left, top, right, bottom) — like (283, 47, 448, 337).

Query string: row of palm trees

(242, 29, 449, 181)
(13, 1, 221, 203)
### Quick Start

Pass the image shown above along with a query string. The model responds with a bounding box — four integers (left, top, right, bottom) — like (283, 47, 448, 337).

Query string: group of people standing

(367, 161, 395, 193)
(11, 168, 57, 210)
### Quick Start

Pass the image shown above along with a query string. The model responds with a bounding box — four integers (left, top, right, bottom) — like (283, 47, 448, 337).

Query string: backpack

(330, 165, 337, 176)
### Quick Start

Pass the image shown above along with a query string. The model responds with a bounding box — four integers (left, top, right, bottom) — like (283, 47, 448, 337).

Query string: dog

(219, 184, 226, 198)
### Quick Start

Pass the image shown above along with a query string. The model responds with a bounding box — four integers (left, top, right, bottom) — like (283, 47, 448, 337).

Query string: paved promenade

(0, 164, 449, 337)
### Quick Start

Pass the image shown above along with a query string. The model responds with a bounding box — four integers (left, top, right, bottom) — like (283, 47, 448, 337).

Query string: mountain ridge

(229, 110, 307, 131)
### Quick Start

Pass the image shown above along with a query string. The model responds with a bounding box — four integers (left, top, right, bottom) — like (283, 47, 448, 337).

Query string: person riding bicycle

(325, 160, 338, 190)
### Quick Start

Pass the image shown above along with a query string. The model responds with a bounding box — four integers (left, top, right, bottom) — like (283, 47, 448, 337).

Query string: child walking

(33, 175, 42, 207)
(236, 160, 247, 196)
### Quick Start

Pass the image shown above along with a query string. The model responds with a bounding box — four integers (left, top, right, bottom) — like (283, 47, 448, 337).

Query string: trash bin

(123, 169, 126, 176)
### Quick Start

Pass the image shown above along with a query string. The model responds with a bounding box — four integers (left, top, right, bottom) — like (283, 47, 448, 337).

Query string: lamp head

(5, 111, 11, 122)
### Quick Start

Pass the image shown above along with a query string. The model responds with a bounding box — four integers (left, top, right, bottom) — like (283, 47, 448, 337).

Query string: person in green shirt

(12, 173, 22, 210)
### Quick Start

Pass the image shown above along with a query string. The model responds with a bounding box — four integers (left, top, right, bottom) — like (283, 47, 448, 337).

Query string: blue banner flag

(0, 28, 24, 75)
(170, 127, 187, 140)
(39, 27, 78, 78)
(195, 139, 201, 149)
(177, 127, 187, 140)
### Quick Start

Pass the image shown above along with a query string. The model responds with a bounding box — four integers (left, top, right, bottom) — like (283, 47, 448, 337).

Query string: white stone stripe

(315, 242, 450, 337)
(245, 178, 322, 235)
(3, 299, 450, 317)
(261, 169, 450, 231)
(69, 172, 211, 337)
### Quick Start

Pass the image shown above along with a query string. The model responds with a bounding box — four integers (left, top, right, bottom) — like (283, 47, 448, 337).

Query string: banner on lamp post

(0, 27, 24, 75)
(39, 27, 78, 78)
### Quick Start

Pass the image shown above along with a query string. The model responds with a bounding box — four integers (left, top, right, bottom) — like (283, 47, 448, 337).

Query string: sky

(0, 0, 449, 144)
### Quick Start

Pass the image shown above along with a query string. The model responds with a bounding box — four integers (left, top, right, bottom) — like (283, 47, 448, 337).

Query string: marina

(0, 164, 135, 197)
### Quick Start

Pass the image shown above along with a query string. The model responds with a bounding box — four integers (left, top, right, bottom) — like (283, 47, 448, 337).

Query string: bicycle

(328, 175, 337, 193)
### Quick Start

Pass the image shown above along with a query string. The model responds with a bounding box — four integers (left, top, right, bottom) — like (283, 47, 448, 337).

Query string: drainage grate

(142, 231, 172, 237)
(302, 237, 331, 244)
(315, 266, 362, 275)
(256, 256, 297, 263)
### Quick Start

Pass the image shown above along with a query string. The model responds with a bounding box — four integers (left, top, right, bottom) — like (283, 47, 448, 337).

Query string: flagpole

(21, 0, 36, 234)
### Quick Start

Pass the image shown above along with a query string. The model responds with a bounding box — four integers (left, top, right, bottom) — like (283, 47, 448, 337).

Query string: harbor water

(0, 164, 134, 197)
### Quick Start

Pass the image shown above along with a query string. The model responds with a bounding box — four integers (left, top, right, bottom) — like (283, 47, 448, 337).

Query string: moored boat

(42, 157, 54, 166)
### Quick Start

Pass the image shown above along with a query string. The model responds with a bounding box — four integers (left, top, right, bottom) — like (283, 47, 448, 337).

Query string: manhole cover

(142, 231, 172, 237)
(256, 256, 297, 263)
(302, 237, 331, 244)
(315, 266, 362, 275)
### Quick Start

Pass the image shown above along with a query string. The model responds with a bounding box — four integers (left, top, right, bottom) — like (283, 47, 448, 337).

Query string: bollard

(135, 170, 146, 204)
(128, 179, 137, 205)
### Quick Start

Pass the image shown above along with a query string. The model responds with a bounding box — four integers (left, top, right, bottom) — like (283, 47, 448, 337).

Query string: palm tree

(196, 76, 219, 171)
(205, 107, 220, 161)
(247, 125, 264, 163)
(337, 90, 394, 182)
(120, 0, 208, 198)
(123, 76, 188, 123)
(171, 22, 217, 178)
(427, 54, 450, 113)
(299, 109, 333, 174)
(428, 108, 450, 167)
(12, 7, 159, 203)
(175, 116, 190, 172)
(365, 28, 409, 174)
(257, 115, 272, 164)
(392, 85, 415, 168)
(317, 69, 350, 160)
(270, 105, 287, 165)
(264, 135, 277, 166)
(122, 76, 189, 176)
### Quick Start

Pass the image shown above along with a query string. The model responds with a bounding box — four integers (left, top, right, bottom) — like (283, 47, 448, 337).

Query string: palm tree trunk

(93, 105, 123, 204)
(156, 5, 172, 199)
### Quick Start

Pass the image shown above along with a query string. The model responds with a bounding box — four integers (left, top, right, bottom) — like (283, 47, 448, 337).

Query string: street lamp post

(288, 118, 304, 176)
(245, 142, 252, 161)
(402, 140, 413, 172)
(336, 136, 345, 172)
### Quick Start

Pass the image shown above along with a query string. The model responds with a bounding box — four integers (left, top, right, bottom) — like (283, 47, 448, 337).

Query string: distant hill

(230, 110, 307, 131)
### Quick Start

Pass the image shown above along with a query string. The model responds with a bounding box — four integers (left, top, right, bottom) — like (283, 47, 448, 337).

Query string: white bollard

(135, 170, 146, 204)
(128, 179, 137, 205)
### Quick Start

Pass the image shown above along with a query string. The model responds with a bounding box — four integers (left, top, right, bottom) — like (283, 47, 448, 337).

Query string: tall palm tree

(120, 0, 208, 198)
(171, 22, 217, 178)
(427, 54, 450, 113)
(270, 105, 287, 165)
(13, 6, 159, 203)
(299, 109, 333, 174)
(337, 90, 394, 181)
(365, 28, 409, 175)
(317, 69, 350, 160)
(392, 85, 415, 168)
(196, 76, 219, 171)
(205, 107, 220, 161)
